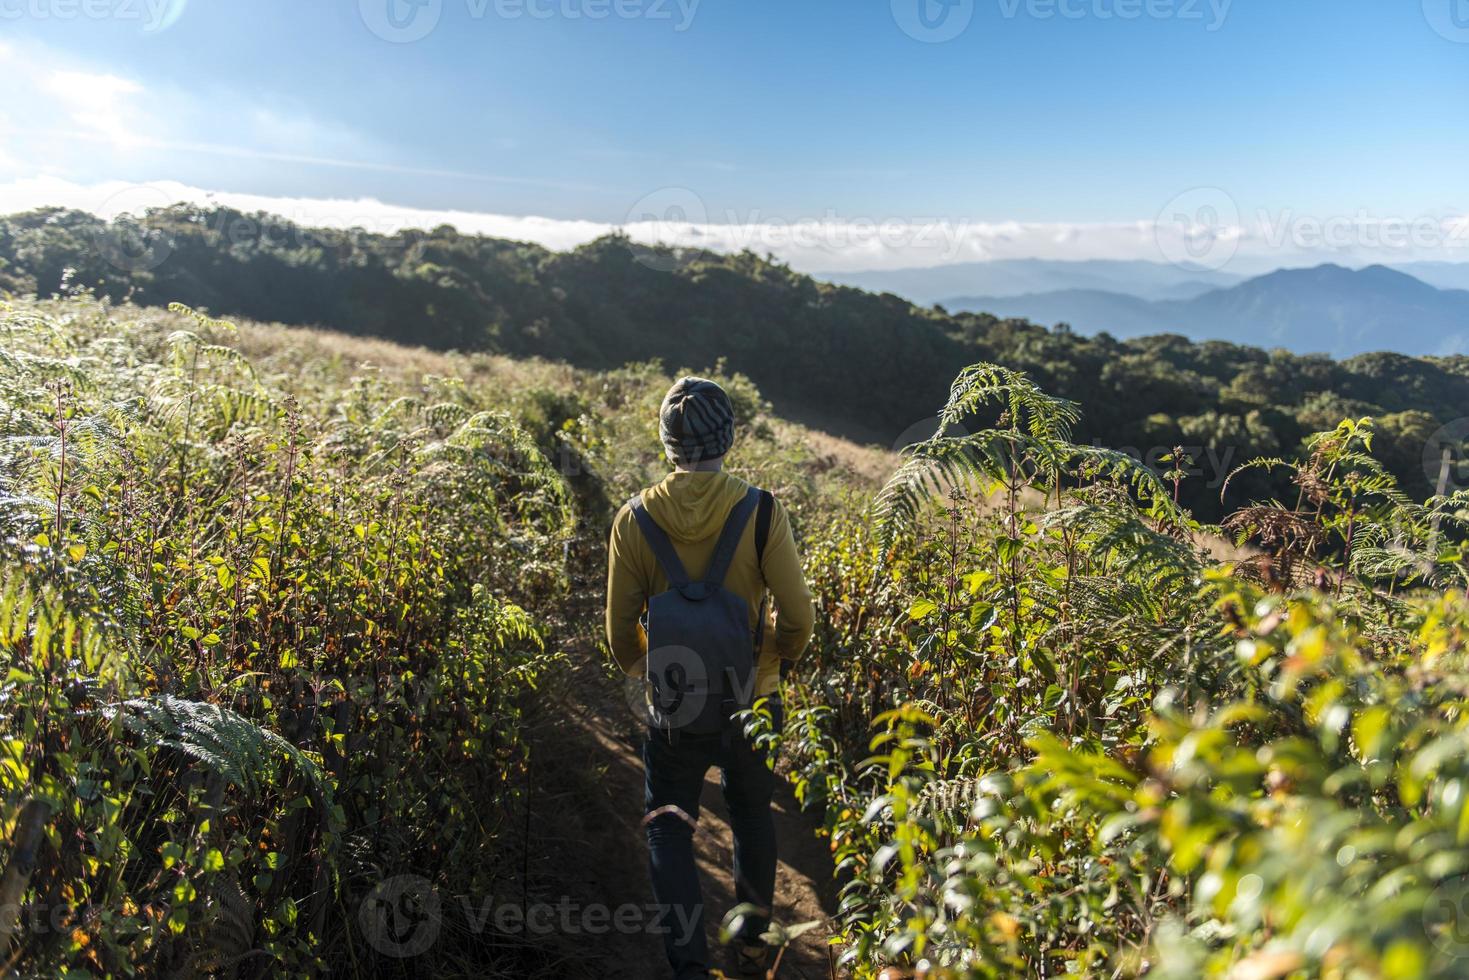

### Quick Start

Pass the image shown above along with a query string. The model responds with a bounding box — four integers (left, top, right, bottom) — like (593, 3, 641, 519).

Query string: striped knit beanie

(659, 377, 735, 464)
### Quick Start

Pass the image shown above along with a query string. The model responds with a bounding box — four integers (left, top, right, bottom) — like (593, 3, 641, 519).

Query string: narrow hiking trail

(524, 590, 844, 980)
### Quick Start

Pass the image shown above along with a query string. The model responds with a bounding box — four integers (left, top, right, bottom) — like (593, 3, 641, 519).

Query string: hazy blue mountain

(1391, 262, 1469, 292)
(818, 259, 1245, 305)
(946, 265, 1469, 357)
(942, 289, 1165, 335)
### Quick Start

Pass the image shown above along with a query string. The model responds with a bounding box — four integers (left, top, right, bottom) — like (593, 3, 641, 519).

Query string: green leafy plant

(782, 360, 1469, 977)
(1, 300, 570, 976)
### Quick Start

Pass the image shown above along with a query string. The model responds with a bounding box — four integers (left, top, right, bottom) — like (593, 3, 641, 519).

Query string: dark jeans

(642, 702, 783, 980)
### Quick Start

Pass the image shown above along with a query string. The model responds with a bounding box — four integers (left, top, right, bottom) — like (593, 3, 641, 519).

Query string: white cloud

(42, 70, 143, 103)
(0, 42, 159, 176)
(39, 69, 146, 146)
(0, 177, 613, 252)
(4, 176, 1467, 277)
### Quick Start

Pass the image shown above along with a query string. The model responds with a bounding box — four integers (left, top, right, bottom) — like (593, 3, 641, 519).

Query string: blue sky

(2, 0, 1467, 270)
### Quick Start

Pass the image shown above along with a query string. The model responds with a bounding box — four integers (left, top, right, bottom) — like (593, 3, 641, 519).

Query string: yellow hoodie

(605, 469, 815, 698)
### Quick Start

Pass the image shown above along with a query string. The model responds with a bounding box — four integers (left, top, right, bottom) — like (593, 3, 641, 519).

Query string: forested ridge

(4, 205, 1468, 516)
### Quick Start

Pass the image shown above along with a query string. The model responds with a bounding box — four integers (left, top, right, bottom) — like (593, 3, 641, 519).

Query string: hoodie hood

(641, 470, 752, 544)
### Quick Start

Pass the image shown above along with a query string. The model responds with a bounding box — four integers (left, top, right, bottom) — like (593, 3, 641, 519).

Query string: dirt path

(522, 631, 842, 980)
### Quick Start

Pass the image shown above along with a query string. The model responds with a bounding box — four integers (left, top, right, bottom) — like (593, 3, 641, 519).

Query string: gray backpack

(631, 485, 773, 736)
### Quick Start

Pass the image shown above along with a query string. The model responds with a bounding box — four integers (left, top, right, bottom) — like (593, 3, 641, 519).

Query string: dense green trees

(3, 205, 1467, 516)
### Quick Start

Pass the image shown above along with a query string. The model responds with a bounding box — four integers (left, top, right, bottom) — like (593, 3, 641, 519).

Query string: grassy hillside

(0, 295, 875, 977)
(7, 293, 1469, 977)
(4, 206, 1469, 516)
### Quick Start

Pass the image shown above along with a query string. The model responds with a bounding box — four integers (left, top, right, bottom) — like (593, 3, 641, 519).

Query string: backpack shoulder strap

(753, 489, 774, 657)
(629, 494, 690, 588)
(703, 486, 760, 589)
(754, 489, 774, 571)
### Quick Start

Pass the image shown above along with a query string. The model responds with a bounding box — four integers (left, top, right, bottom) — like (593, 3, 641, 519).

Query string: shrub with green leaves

(1, 300, 571, 976)
(775, 361, 1469, 977)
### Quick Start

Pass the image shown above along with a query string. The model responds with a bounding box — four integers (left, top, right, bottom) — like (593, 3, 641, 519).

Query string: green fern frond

(940, 362, 1081, 442)
(372, 396, 424, 429)
(423, 402, 471, 429)
(874, 437, 1005, 551)
(1220, 455, 1292, 502)
(875, 362, 1187, 553)
(1065, 444, 1182, 519)
(114, 695, 334, 806)
(168, 302, 237, 334)
(199, 343, 257, 377)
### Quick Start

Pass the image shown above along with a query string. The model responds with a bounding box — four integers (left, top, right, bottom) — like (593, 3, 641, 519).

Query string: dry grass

(82, 298, 897, 501)
(770, 420, 901, 487)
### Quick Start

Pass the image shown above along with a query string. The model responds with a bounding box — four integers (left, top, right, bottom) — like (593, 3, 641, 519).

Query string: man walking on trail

(605, 377, 815, 980)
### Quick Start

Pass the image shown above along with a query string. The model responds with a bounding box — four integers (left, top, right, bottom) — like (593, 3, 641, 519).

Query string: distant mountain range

(940, 264, 1469, 357)
(820, 259, 1247, 305)
(825, 258, 1469, 357)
